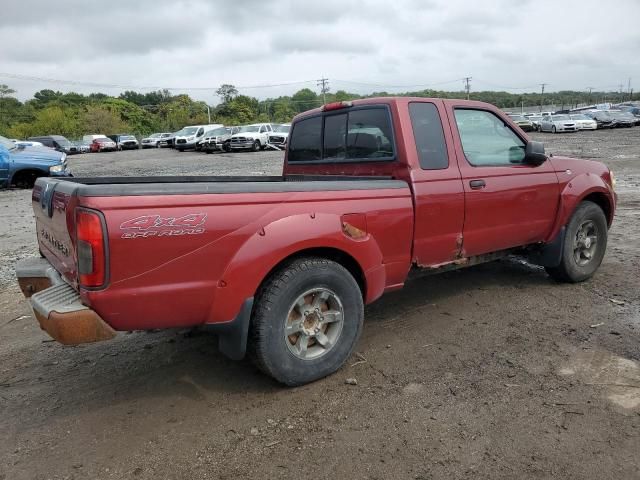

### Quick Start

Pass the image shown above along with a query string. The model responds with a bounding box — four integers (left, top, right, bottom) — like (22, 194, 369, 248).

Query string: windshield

(148, 133, 162, 138)
(273, 124, 290, 133)
(0, 135, 17, 150)
(176, 127, 199, 136)
(208, 127, 228, 136)
(552, 115, 570, 121)
(120, 135, 135, 140)
(570, 114, 590, 120)
(238, 125, 261, 133)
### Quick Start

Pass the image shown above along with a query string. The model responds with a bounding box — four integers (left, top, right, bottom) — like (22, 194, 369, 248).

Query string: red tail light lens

(76, 208, 106, 288)
(322, 101, 353, 111)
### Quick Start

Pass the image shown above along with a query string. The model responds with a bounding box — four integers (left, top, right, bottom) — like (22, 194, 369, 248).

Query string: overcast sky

(2, 0, 639, 103)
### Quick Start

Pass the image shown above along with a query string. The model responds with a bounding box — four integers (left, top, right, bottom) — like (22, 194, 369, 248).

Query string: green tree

(82, 105, 127, 135)
(0, 84, 16, 98)
(291, 88, 319, 112)
(216, 84, 239, 104)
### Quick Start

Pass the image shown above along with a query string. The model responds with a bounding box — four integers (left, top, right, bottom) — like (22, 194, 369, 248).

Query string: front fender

(546, 172, 614, 242)
(207, 212, 385, 324)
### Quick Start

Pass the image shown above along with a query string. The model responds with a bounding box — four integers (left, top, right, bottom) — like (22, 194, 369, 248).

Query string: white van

(174, 124, 223, 151)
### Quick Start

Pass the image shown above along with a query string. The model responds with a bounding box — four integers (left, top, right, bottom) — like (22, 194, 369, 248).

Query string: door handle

(469, 179, 486, 190)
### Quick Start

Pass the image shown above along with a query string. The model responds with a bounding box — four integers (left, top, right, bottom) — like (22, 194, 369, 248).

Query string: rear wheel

(249, 257, 364, 386)
(545, 201, 608, 283)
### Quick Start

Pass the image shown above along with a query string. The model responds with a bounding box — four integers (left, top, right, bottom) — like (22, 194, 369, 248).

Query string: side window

(323, 113, 347, 160)
(346, 109, 394, 159)
(288, 116, 322, 162)
(454, 109, 526, 166)
(197, 128, 204, 136)
(259, 126, 266, 133)
(408, 102, 449, 170)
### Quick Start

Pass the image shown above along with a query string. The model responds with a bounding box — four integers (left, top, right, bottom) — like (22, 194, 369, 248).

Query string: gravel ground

(0, 130, 639, 479)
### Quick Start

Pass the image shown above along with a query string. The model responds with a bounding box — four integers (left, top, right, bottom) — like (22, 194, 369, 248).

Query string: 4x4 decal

(120, 213, 206, 238)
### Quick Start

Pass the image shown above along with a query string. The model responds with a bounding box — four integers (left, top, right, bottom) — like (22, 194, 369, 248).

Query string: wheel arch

(207, 213, 386, 324)
(10, 168, 47, 187)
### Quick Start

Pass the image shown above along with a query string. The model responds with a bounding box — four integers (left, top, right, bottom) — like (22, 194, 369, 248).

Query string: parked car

(107, 134, 140, 150)
(76, 141, 91, 153)
(198, 127, 236, 153)
(229, 123, 273, 151)
(82, 134, 108, 143)
(28, 135, 78, 155)
(16, 97, 617, 386)
(607, 111, 636, 128)
(89, 137, 117, 152)
(158, 132, 177, 148)
(528, 115, 544, 130)
(568, 114, 598, 130)
(617, 106, 640, 125)
(141, 133, 173, 148)
(506, 114, 534, 132)
(584, 111, 615, 129)
(0, 135, 70, 188)
(174, 124, 224, 151)
(539, 114, 579, 133)
(13, 140, 45, 148)
(268, 123, 291, 148)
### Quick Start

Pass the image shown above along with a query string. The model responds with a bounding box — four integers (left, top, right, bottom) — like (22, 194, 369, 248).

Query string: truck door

(447, 105, 559, 257)
(408, 101, 465, 266)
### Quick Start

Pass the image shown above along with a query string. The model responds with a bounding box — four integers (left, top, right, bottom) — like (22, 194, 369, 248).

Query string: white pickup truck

(229, 123, 273, 151)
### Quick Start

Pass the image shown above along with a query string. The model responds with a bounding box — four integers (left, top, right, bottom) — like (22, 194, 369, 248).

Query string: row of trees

(0, 82, 633, 140)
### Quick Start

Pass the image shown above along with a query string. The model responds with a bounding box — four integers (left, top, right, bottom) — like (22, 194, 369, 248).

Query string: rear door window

(408, 102, 449, 170)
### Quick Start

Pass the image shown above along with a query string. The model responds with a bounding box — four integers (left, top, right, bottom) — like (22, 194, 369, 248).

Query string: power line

(331, 78, 465, 89)
(0, 72, 317, 91)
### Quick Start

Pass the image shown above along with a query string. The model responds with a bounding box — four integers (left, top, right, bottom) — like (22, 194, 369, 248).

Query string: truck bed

(32, 174, 414, 331)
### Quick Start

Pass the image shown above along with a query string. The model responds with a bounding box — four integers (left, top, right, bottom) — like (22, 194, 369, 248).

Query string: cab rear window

(288, 106, 395, 163)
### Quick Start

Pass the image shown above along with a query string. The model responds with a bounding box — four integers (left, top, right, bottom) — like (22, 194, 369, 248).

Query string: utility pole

(628, 77, 632, 101)
(317, 77, 329, 105)
(206, 105, 211, 123)
(586, 87, 593, 105)
(539, 83, 547, 112)
(619, 84, 625, 103)
(463, 76, 472, 100)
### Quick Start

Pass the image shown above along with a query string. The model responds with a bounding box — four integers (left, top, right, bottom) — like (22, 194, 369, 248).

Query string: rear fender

(207, 213, 385, 324)
(545, 172, 614, 242)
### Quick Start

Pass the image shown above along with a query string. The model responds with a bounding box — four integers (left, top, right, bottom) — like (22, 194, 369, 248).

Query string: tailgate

(32, 178, 79, 286)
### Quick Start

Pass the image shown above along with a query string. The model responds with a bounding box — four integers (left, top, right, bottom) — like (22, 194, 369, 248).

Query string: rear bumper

(15, 257, 254, 359)
(15, 257, 116, 345)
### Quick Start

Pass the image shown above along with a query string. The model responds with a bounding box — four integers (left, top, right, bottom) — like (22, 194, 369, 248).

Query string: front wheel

(552, 126, 557, 134)
(249, 257, 364, 386)
(545, 201, 608, 283)
(251, 140, 260, 152)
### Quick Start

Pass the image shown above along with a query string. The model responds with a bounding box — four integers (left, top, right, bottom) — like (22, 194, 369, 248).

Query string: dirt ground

(1, 130, 639, 479)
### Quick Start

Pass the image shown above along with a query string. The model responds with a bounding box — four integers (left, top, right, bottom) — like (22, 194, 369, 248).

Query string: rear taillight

(75, 208, 107, 288)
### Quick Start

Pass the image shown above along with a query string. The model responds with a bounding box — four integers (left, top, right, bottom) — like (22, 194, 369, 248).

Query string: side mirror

(524, 141, 547, 166)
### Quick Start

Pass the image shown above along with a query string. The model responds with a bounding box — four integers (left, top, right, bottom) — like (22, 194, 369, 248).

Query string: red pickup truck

(16, 98, 616, 385)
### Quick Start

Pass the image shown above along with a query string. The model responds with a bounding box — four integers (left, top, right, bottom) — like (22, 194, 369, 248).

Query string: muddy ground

(1, 129, 639, 479)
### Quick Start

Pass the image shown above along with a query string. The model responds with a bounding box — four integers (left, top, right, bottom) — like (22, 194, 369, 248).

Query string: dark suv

(107, 134, 140, 150)
(27, 135, 78, 154)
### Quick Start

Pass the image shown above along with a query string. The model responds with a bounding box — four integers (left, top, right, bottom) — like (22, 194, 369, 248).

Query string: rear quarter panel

(80, 186, 413, 331)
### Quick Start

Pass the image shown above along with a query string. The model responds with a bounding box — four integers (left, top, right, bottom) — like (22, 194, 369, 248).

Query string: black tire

(11, 170, 40, 189)
(552, 126, 557, 134)
(223, 141, 231, 152)
(251, 140, 260, 152)
(249, 257, 364, 386)
(545, 201, 608, 283)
